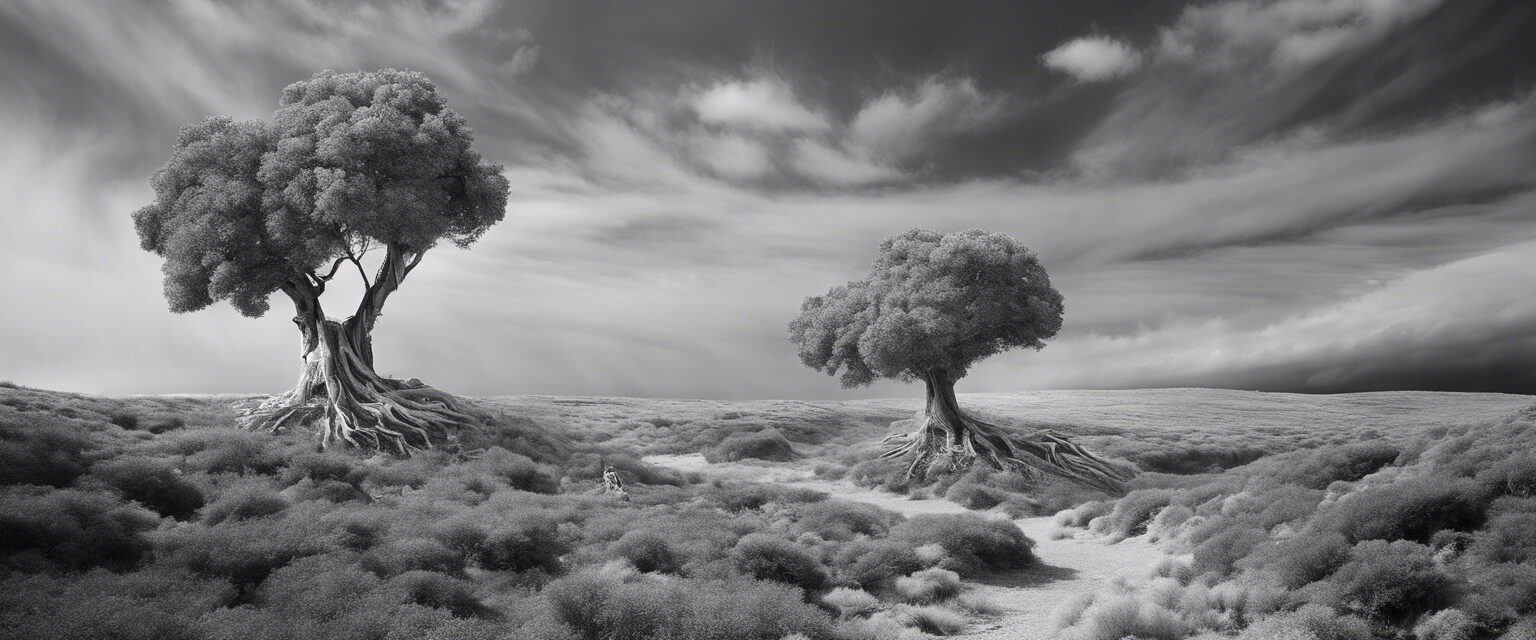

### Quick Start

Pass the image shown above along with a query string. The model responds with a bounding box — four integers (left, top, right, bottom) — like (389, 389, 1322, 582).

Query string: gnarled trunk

(879, 369, 1131, 493)
(237, 266, 473, 454)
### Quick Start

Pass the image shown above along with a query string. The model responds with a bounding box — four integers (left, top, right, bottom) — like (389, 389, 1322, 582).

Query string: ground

(2, 383, 1530, 640)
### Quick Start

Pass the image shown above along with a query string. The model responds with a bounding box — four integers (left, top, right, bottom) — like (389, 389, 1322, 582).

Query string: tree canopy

(133, 69, 509, 318)
(789, 228, 1064, 387)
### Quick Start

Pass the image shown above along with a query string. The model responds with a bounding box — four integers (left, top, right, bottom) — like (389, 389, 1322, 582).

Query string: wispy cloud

(1, 0, 1533, 397)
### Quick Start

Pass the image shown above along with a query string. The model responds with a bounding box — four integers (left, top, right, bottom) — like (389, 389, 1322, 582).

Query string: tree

(788, 228, 1131, 491)
(133, 69, 510, 453)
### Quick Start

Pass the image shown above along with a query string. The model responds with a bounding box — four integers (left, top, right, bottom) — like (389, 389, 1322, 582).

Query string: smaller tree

(788, 228, 1130, 491)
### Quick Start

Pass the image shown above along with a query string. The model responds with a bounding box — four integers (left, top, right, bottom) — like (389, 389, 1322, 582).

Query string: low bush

(821, 587, 881, 618)
(1057, 596, 1192, 640)
(890, 604, 968, 636)
(893, 514, 1034, 576)
(0, 485, 160, 572)
(389, 570, 486, 618)
(88, 456, 205, 520)
(1322, 476, 1489, 544)
(707, 482, 826, 512)
(537, 568, 838, 640)
(893, 568, 963, 604)
(469, 447, 559, 494)
(831, 540, 925, 589)
(610, 530, 679, 574)
(364, 537, 466, 576)
(787, 500, 901, 541)
(475, 515, 567, 574)
(0, 409, 96, 487)
(200, 483, 289, 524)
(706, 428, 797, 462)
(731, 534, 828, 594)
(1317, 540, 1456, 623)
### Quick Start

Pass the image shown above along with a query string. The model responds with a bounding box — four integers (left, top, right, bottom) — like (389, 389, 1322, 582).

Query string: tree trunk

(236, 275, 473, 454)
(879, 369, 1132, 493)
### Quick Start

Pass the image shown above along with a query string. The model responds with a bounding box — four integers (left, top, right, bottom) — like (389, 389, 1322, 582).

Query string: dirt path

(644, 454, 1165, 639)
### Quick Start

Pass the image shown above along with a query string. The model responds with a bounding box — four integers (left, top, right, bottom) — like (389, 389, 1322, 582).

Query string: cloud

(691, 76, 830, 133)
(789, 139, 905, 187)
(992, 240, 1536, 394)
(1, 0, 1533, 399)
(1042, 36, 1142, 82)
(691, 132, 773, 181)
(1158, 0, 1447, 68)
(848, 77, 1009, 163)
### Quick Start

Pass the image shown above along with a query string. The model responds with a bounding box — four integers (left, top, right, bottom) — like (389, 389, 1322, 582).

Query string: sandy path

(644, 454, 1165, 639)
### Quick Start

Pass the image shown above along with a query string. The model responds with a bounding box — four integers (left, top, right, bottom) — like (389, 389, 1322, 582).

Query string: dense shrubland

(1051, 404, 1536, 640)
(0, 385, 1032, 640)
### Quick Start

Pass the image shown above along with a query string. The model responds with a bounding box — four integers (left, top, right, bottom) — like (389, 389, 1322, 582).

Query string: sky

(1, 0, 1534, 399)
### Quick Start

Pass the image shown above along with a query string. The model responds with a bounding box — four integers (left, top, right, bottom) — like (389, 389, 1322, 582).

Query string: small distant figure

(601, 465, 629, 501)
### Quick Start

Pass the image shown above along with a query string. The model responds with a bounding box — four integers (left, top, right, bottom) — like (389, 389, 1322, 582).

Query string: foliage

(132, 69, 508, 317)
(788, 228, 1063, 387)
(892, 513, 1035, 576)
(706, 427, 797, 462)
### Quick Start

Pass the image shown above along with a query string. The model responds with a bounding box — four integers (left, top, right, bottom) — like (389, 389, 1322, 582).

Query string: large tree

(134, 69, 509, 453)
(789, 228, 1131, 491)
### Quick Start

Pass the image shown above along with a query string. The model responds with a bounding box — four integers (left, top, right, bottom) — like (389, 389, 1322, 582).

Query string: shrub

(788, 500, 901, 541)
(148, 502, 341, 587)
(1413, 609, 1476, 640)
(944, 480, 1006, 511)
(200, 483, 289, 524)
(1320, 540, 1456, 622)
(1191, 526, 1269, 578)
(470, 447, 559, 494)
(893, 568, 962, 604)
(893, 514, 1034, 576)
(1240, 530, 1352, 589)
(280, 452, 361, 487)
(0, 485, 159, 572)
(1100, 489, 1175, 537)
(832, 540, 925, 589)
(1461, 563, 1536, 629)
(731, 534, 828, 594)
(1324, 476, 1489, 544)
(365, 537, 466, 576)
(476, 516, 567, 574)
(0, 567, 235, 640)
(0, 410, 94, 487)
(88, 456, 204, 520)
(706, 428, 797, 462)
(1058, 596, 1191, 640)
(708, 483, 826, 512)
(822, 587, 880, 618)
(149, 429, 286, 476)
(1480, 454, 1536, 498)
(389, 570, 486, 618)
(1234, 603, 1374, 640)
(538, 569, 837, 640)
(1056, 501, 1112, 528)
(1470, 512, 1536, 564)
(611, 530, 679, 574)
(891, 604, 968, 636)
(1269, 442, 1401, 489)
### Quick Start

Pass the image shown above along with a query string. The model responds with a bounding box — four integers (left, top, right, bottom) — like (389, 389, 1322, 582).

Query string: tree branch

(317, 256, 348, 282)
(344, 242, 371, 290)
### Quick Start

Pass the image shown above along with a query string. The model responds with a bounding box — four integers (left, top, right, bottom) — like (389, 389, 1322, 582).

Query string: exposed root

(881, 414, 1133, 495)
(236, 319, 475, 455)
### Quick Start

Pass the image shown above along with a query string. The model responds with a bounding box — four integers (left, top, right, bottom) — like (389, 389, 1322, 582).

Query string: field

(1, 382, 1531, 639)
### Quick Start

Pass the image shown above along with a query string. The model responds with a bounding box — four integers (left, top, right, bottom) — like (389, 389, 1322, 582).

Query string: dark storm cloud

(0, 0, 1533, 397)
